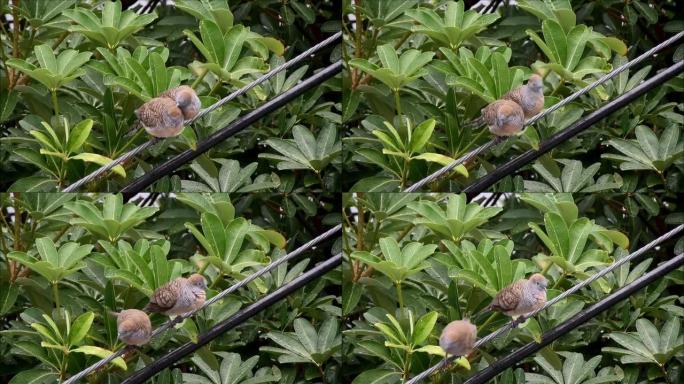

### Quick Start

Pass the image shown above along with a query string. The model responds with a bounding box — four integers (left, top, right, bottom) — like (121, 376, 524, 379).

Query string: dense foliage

(0, 0, 341, 192)
(0, 192, 342, 383)
(342, 0, 683, 192)
(342, 192, 683, 383)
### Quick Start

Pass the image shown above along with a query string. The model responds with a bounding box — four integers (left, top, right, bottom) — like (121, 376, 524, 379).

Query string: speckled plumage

(480, 99, 525, 136)
(439, 319, 477, 358)
(501, 74, 544, 118)
(134, 97, 185, 137)
(485, 273, 548, 318)
(113, 309, 152, 346)
(144, 274, 207, 316)
(159, 85, 201, 120)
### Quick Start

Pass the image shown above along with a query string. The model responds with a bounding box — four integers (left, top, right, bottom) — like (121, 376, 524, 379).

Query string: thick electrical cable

(62, 31, 342, 192)
(120, 60, 342, 193)
(405, 223, 683, 384)
(121, 253, 342, 384)
(464, 252, 684, 384)
(63, 224, 341, 383)
(405, 30, 684, 192)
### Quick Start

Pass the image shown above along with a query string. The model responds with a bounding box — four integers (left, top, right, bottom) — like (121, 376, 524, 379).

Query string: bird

(439, 319, 477, 360)
(134, 97, 185, 138)
(143, 274, 207, 317)
(158, 85, 201, 120)
(111, 309, 152, 346)
(474, 273, 548, 325)
(480, 99, 525, 136)
(501, 74, 545, 118)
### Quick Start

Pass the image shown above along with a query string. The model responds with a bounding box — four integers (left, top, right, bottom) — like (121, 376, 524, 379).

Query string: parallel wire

(62, 31, 342, 192)
(120, 61, 342, 193)
(463, 59, 684, 193)
(463, 252, 684, 384)
(405, 223, 684, 384)
(63, 224, 341, 383)
(404, 30, 684, 192)
(121, 252, 343, 384)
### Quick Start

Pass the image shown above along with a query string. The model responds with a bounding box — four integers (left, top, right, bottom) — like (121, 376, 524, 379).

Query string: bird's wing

(501, 87, 523, 105)
(144, 280, 180, 313)
(158, 88, 177, 99)
(481, 101, 500, 126)
(490, 280, 524, 312)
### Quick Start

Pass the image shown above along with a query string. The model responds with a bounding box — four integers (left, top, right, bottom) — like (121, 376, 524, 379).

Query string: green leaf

(34, 44, 59, 73)
(351, 369, 401, 384)
(412, 311, 438, 345)
(8, 369, 59, 384)
(66, 119, 93, 153)
(72, 346, 127, 370)
(70, 153, 126, 177)
(0, 282, 19, 315)
(69, 311, 94, 346)
(409, 119, 435, 153)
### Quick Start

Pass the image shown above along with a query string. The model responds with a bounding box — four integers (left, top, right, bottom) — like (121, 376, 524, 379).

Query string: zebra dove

(144, 274, 207, 316)
(159, 85, 201, 120)
(481, 99, 525, 136)
(112, 309, 152, 346)
(134, 97, 185, 138)
(439, 319, 477, 359)
(476, 273, 548, 325)
(501, 74, 544, 119)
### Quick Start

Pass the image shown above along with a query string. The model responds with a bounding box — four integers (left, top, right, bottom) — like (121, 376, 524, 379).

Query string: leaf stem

(51, 89, 60, 116)
(395, 281, 404, 309)
(479, 312, 498, 331)
(207, 81, 222, 96)
(52, 281, 60, 310)
(394, 89, 402, 125)
(191, 69, 208, 89)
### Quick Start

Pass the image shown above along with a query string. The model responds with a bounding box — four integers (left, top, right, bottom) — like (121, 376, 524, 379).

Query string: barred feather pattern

(502, 75, 544, 118)
(481, 99, 525, 136)
(134, 97, 184, 137)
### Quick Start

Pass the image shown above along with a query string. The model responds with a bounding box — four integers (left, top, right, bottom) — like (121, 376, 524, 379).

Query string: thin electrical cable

(405, 30, 684, 192)
(120, 61, 342, 193)
(121, 253, 343, 384)
(62, 224, 341, 384)
(464, 252, 684, 384)
(405, 223, 684, 384)
(62, 31, 342, 192)
(464, 58, 684, 193)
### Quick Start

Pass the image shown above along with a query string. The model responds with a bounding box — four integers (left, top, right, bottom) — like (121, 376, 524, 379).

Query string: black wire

(463, 59, 684, 193)
(463, 252, 684, 384)
(120, 61, 342, 193)
(483, 0, 503, 13)
(120, 254, 342, 384)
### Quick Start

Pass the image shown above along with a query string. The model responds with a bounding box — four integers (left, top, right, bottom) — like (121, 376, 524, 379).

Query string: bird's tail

(124, 119, 143, 138)
(143, 302, 164, 314)
(461, 116, 484, 129)
(472, 305, 491, 319)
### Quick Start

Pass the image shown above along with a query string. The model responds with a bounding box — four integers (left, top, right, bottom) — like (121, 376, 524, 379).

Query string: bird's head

(188, 273, 207, 290)
(175, 86, 196, 108)
(527, 74, 543, 92)
(117, 310, 150, 332)
(529, 273, 548, 290)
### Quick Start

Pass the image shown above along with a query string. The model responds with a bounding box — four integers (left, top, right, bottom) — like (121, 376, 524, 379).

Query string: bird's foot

(510, 316, 527, 328)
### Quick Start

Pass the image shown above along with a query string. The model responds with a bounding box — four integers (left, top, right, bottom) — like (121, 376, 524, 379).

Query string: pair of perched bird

(475, 74, 544, 137)
(134, 85, 201, 137)
(111, 273, 207, 346)
(439, 273, 548, 361)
